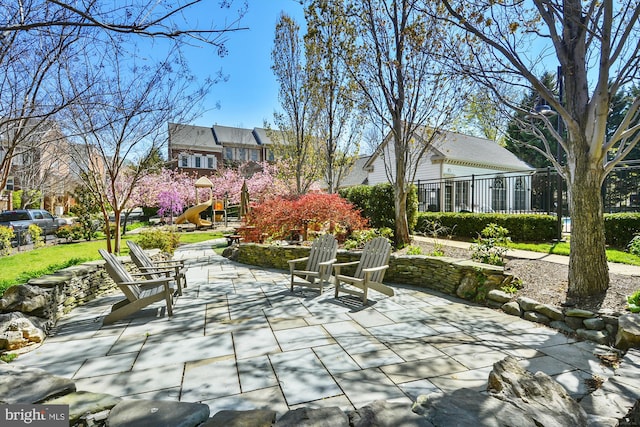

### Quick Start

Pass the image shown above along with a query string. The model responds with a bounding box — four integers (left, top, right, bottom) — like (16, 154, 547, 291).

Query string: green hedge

(415, 212, 557, 242)
(604, 213, 640, 248)
(340, 183, 418, 232)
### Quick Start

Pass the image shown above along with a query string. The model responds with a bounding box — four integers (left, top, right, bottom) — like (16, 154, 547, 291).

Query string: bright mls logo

(2, 404, 68, 426)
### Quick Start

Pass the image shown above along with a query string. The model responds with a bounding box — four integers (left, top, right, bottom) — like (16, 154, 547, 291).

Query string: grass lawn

(507, 241, 640, 266)
(0, 231, 223, 294)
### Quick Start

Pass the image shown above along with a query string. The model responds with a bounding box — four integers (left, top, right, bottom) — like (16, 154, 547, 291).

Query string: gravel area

(404, 240, 638, 314)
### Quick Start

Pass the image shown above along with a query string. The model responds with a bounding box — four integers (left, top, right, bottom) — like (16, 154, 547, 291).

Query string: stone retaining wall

(233, 243, 639, 350)
(0, 251, 164, 350)
(234, 243, 513, 301)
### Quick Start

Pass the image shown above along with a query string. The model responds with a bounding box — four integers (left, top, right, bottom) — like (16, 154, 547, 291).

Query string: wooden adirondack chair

(126, 240, 187, 296)
(333, 237, 393, 304)
(288, 234, 338, 293)
(99, 249, 174, 325)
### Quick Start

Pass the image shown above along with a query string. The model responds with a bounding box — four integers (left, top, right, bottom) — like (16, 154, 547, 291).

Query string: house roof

(168, 123, 220, 151)
(339, 155, 371, 187)
(212, 125, 258, 146)
(364, 127, 531, 172)
(429, 130, 531, 170)
(252, 127, 274, 146)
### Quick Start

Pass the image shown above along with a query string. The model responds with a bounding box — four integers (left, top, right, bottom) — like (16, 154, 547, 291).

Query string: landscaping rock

(535, 304, 564, 321)
(349, 400, 431, 427)
(488, 356, 588, 426)
(565, 316, 585, 330)
(413, 389, 535, 427)
(502, 301, 522, 316)
(583, 317, 606, 330)
(0, 284, 52, 317)
(204, 409, 276, 427)
(577, 329, 609, 345)
(487, 289, 512, 303)
(523, 311, 550, 325)
(565, 308, 595, 318)
(44, 391, 121, 424)
(276, 407, 349, 427)
(0, 312, 47, 350)
(516, 297, 540, 312)
(0, 363, 75, 404)
(549, 320, 575, 335)
(456, 275, 478, 300)
(615, 314, 640, 350)
(107, 399, 209, 427)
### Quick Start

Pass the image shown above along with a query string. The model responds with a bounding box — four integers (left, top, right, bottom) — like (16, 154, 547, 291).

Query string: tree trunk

(567, 161, 609, 298)
(394, 187, 411, 247)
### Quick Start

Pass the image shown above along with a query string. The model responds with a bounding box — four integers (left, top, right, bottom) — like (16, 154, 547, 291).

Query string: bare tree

(0, 0, 246, 206)
(435, 0, 640, 297)
(270, 12, 323, 195)
(62, 43, 213, 253)
(304, 0, 363, 193)
(347, 0, 467, 246)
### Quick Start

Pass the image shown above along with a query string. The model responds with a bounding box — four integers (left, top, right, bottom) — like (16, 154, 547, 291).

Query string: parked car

(0, 209, 66, 241)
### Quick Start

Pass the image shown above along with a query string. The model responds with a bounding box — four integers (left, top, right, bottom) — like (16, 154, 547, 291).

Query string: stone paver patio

(12, 240, 633, 419)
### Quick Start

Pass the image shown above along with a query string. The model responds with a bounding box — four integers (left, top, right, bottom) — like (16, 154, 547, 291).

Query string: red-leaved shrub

(245, 193, 369, 241)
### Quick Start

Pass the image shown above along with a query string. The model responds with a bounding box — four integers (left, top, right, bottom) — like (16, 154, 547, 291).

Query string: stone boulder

(615, 314, 640, 350)
(276, 407, 349, 427)
(107, 399, 210, 427)
(350, 400, 432, 427)
(413, 356, 588, 427)
(0, 363, 76, 404)
(0, 284, 53, 318)
(0, 312, 47, 350)
(487, 356, 588, 426)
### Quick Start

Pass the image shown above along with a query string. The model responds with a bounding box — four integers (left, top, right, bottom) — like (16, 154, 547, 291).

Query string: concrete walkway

(13, 240, 640, 422)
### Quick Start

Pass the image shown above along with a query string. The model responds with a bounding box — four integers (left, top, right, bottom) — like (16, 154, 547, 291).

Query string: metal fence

(416, 163, 640, 217)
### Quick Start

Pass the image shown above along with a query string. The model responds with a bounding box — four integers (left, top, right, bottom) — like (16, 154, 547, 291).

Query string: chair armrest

(333, 260, 360, 275)
(362, 265, 389, 281)
(318, 258, 337, 268)
(288, 257, 309, 271)
(131, 270, 172, 277)
(288, 256, 309, 265)
(154, 260, 185, 267)
(119, 277, 173, 286)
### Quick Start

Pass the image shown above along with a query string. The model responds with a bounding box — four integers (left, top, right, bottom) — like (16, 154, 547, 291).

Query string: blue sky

(186, 0, 305, 129)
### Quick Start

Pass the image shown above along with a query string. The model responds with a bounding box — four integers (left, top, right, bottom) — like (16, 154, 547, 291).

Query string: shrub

(628, 289, 640, 313)
(629, 235, 640, 257)
(416, 212, 556, 242)
(405, 245, 423, 255)
(470, 223, 511, 266)
(0, 226, 14, 256)
(137, 227, 180, 254)
(246, 193, 369, 241)
(343, 227, 393, 250)
(606, 213, 640, 248)
(56, 223, 93, 242)
(340, 183, 418, 232)
(28, 224, 44, 248)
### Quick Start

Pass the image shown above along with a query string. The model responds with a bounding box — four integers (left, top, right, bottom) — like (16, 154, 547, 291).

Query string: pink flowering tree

(209, 162, 291, 205)
(131, 168, 196, 221)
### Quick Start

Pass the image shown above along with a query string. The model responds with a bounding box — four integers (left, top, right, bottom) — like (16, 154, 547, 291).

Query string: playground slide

(175, 199, 213, 227)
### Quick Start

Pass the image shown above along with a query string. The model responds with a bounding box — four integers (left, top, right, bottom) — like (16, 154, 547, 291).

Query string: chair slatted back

(126, 241, 158, 280)
(99, 249, 141, 301)
(354, 237, 391, 283)
(305, 234, 338, 272)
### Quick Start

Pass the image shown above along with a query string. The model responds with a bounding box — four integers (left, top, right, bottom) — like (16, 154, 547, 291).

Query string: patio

(11, 240, 637, 422)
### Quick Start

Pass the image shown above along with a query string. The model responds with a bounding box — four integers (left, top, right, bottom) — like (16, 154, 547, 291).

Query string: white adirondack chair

(99, 249, 174, 324)
(288, 234, 338, 294)
(333, 237, 393, 304)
